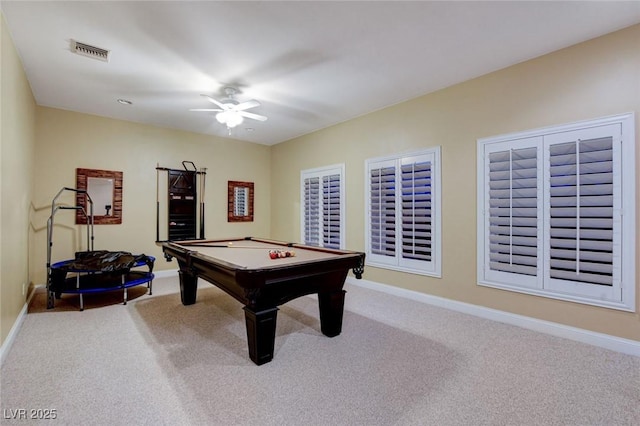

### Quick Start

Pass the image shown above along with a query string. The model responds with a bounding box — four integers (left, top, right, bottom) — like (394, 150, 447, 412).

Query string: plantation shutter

(479, 114, 633, 310)
(548, 137, 614, 286)
(323, 174, 341, 249)
(366, 148, 441, 276)
(544, 123, 622, 302)
(488, 147, 539, 276)
(303, 177, 320, 246)
(481, 137, 541, 289)
(370, 165, 396, 257)
(234, 187, 248, 216)
(401, 160, 432, 261)
(301, 165, 344, 249)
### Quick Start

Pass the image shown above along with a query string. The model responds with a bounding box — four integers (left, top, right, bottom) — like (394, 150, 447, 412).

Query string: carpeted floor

(1, 276, 639, 425)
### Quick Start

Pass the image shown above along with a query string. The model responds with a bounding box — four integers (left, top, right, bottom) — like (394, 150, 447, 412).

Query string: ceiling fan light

(216, 110, 243, 128)
(227, 113, 244, 128)
(215, 111, 228, 124)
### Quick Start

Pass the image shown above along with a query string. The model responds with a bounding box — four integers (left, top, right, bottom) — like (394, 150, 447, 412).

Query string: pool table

(161, 237, 365, 365)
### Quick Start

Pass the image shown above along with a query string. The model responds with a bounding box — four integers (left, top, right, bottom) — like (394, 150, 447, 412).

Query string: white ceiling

(2, 1, 639, 146)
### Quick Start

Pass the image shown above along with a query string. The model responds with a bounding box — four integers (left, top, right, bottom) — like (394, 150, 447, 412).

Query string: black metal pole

(200, 168, 206, 239)
(156, 166, 160, 242)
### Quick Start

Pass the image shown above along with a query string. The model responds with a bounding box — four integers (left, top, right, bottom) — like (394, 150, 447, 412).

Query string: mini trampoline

(46, 187, 154, 311)
(48, 251, 154, 311)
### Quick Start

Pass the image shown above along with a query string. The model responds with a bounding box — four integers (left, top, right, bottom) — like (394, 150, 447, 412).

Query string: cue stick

(179, 243, 291, 249)
(155, 165, 160, 242)
(199, 167, 206, 239)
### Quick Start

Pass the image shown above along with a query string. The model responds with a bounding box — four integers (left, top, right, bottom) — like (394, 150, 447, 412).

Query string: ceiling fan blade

(200, 94, 228, 110)
(189, 108, 223, 112)
(239, 111, 267, 122)
(234, 100, 261, 111)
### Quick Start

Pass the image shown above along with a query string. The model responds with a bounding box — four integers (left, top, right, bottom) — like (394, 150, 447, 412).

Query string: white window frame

(300, 164, 346, 249)
(365, 147, 442, 277)
(477, 113, 635, 312)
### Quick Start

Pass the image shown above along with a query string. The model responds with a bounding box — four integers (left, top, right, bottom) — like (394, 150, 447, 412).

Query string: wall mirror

(228, 181, 254, 222)
(76, 168, 123, 224)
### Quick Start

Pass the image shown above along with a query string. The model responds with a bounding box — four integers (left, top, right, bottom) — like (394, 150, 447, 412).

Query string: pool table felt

(170, 239, 345, 270)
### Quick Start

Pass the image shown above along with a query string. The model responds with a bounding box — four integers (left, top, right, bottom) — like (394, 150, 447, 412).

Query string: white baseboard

(0, 288, 37, 367)
(347, 277, 640, 358)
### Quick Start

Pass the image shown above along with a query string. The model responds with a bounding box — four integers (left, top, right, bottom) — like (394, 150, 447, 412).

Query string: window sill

(477, 280, 635, 312)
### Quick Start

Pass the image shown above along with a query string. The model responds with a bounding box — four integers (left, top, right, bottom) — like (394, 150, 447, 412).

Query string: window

(234, 187, 248, 216)
(301, 164, 345, 249)
(477, 113, 635, 311)
(365, 148, 441, 277)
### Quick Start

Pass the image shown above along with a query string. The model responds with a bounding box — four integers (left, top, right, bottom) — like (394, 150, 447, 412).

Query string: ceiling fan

(190, 87, 267, 131)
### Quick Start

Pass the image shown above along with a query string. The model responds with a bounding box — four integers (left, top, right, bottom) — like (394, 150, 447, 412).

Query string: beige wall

(271, 25, 640, 342)
(1, 14, 36, 345)
(31, 108, 272, 286)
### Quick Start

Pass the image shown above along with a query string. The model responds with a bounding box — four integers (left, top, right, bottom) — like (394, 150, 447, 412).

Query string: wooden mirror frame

(76, 168, 123, 224)
(228, 181, 254, 222)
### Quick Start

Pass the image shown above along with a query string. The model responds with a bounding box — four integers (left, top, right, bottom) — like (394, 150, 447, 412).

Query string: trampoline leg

(122, 275, 127, 305)
(77, 275, 84, 312)
(148, 279, 153, 296)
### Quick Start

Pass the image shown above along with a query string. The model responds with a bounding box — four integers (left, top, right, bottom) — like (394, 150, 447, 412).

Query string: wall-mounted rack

(155, 161, 207, 242)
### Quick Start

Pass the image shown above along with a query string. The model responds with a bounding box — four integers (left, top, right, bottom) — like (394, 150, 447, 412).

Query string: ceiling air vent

(70, 39, 110, 62)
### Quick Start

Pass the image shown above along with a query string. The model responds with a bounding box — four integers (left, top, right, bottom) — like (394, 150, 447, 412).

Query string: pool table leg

(178, 268, 198, 305)
(243, 306, 278, 365)
(318, 289, 346, 337)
